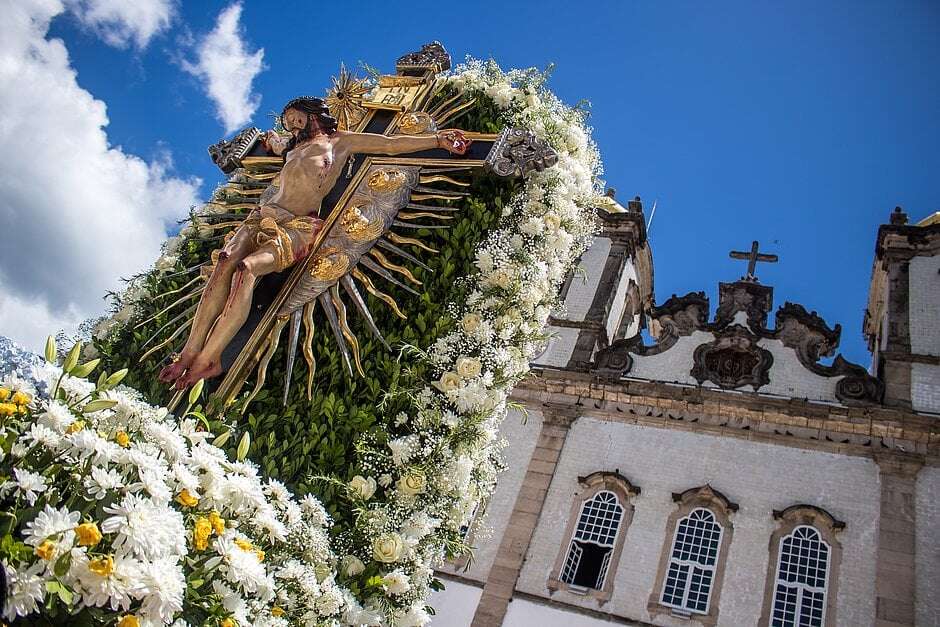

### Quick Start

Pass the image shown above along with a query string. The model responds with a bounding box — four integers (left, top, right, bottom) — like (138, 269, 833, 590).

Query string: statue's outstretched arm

(337, 129, 470, 156)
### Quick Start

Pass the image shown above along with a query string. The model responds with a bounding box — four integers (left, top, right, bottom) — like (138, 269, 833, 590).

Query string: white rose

(456, 357, 482, 379)
(461, 313, 481, 334)
(349, 475, 377, 500)
(543, 214, 561, 232)
(342, 555, 365, 576)
(373, 533, 404, 563)
(383, 569, 411, 595)
(434, 371, 460, 393)
(397, 469, 427, 496)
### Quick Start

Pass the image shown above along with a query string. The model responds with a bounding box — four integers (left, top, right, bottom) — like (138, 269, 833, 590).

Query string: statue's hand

(437, 129, 471, 155)
(262, 130, 288, 155)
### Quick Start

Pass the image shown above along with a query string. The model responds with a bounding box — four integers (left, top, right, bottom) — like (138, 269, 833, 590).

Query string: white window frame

(659, 507, 724, 615)
(559, 490, 623, 589)
(770, 525, 831, 627)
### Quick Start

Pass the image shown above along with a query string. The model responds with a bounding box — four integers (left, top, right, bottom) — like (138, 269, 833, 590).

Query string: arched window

(549, 472, 640, 602)
(560, 490, 623, 589)
(649, 485, 737, 626)
(771, 526, 830, 626)
(760, 505, 844, 627)
(660, 508, 723, 613)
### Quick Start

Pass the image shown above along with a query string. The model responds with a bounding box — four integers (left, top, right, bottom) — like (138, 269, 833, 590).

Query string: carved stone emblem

(484, 128, 559, 178)
(396, 41, 451, 73)
(208, 127, 262, 174)
(714, 280, 773, 332)
(691, 326, 773, 390)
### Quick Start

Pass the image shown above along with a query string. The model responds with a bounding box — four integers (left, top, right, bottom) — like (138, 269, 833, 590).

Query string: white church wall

(606, 256, 638, 341)
(503, 596, 642, 627)
(428, 578, 483, 626)
(911, 362, 940, 415)
(437, 407, 544, 583)
(514, 417, 880, 626)
(915, 466, 940, 627)
(628, 332, 713, 385)
(909, 254, 940, 357)
(561, 236, 612, 322)
(532, 327, 580, 368)
(756, 338, 843, 402)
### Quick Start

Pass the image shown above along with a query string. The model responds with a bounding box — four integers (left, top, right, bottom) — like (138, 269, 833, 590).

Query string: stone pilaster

(471, 405, 579, 626)
(874, 453, 924, 626)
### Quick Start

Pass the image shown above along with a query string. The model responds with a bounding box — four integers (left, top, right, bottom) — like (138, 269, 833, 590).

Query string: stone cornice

(517, 369, 939, 462)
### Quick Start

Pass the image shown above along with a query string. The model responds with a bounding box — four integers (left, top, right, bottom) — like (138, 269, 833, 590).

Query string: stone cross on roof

(729, 240, 778, 282)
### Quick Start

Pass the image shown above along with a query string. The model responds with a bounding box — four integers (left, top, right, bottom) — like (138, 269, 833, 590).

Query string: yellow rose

(271, 606, 285, 617)
(193, 517, 212, 551)
(254, 549, 265, 562)
(35, 540, 56, 561)
(0, 387, 10, 401)
(456, 356, 482, 379)
(221, 619, 237, 627)
(397, 469, 427, 496)
(348, 475, 377, 500)
(88, 555, 115, 577)
(114, 430, 130, 447)
(11, 391, 31, 406)
(76, 522, 102, 547)
(65, 420, 85, 434)
(175, 489, 199, 508)
(208, 510, 225, 535)
(0, 403, 16, 417)
(460, 313, 481, 334)
(117, 616, 140, 627)
(372, 532, 404, 563)
(434, 371, 460, 393)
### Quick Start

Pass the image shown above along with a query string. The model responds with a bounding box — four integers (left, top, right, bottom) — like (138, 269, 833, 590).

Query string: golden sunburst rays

(395, 82, 476, 135)
(326, 63, 371, 131)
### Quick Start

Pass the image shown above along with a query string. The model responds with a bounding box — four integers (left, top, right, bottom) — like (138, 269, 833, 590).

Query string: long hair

(281, 97, 338, 154)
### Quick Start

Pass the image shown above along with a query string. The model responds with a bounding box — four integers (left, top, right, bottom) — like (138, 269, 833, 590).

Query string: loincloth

(203, 205, 322, 277)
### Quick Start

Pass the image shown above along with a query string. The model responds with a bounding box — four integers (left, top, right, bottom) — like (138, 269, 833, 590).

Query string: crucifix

(149, 42, 558, 412)
(729, 240, 778, 282)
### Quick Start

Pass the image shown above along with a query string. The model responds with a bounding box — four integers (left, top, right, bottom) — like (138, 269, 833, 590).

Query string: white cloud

(0, 0, 201, 353)
(65, 0, 175, 49)
(182, 3, 266, 134)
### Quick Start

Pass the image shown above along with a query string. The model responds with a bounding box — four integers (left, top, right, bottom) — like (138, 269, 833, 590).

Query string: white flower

(394, 604, 432, 627)
(6, 468, 48, 506)
(456, 356, 482, 379)
(74, 551, 143, 611)
(460, 312, 482, 334)
(36, 400, 75, 432)
(84, 466, 124, 500)
(102, 493, 187, 560)
(22, 504, 80, 547)
(300, 494, 330, 526)
(1, 561, 45, 621)
(265, 479, 291, 506)
(23, 422, 61, 450)
(433, 371, 460, 394)
(397, 469, 427, 497)
(342, 555, 365, 576)
(315, 587, 344, 614)
(349, 475, 377, 500)
(139, 557, 185, 623)
(214, 535, 268, 593)
(382, 569, 411, 595)
(388, 436, 417, 466)
(378, 473, 393, 488)
(372, 533, 404, 563)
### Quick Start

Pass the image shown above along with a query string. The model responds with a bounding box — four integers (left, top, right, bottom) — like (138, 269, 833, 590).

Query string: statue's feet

(174, 358, 222, 390)
(158, 352, 196, 384)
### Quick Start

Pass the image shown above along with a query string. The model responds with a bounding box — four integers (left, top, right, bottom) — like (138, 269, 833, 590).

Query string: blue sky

(2, 1, 938, 363)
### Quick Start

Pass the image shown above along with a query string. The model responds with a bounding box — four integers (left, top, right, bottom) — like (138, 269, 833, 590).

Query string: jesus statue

(158, 96, 471, 389)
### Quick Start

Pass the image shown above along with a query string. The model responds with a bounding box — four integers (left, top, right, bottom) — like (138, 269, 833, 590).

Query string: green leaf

(53, 550, 72, 577)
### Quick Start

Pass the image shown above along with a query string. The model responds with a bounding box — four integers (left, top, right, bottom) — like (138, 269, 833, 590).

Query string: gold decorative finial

(325, 63, 370, 131)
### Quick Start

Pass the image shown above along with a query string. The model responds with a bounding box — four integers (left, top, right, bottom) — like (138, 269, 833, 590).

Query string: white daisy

(139, 556, 185, 623)
(102, 493, 186, 560)
(84, 465, 124, 500)
(1, 561, 45, 621)
(6, 468, 49, 506)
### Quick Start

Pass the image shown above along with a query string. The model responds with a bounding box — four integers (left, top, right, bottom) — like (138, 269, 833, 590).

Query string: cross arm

(336, 130, 439, 156)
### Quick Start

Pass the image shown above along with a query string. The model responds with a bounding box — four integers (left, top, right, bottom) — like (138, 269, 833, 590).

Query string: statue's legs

(174, 249, 278, 389)
(158, 228, 253, 384)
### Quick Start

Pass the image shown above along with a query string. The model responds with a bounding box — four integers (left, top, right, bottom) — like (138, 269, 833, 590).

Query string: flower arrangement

(0, 338, 349, 626)
(77, 57, 602, 625)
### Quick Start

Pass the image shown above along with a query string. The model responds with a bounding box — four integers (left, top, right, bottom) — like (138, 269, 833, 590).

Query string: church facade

(431, 198, 940, 627)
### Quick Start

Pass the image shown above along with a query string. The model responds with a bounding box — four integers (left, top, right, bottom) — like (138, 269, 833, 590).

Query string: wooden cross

(729, 240, 778, 282)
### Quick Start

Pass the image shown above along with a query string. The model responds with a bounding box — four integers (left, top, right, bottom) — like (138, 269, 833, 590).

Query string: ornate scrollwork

(713, 280, 773, 333)
(396, 41, 451, 74)
(691, 325, 773, 390)
(648, 292, 709, 351)
(208, 127, 262, 174)
(484, 128, 559, 178)
(831, 356, 884, 404)
(774, 302, 841, 368)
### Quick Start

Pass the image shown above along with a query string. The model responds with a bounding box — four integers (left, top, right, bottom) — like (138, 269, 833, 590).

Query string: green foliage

(95, 96, 517, 531)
